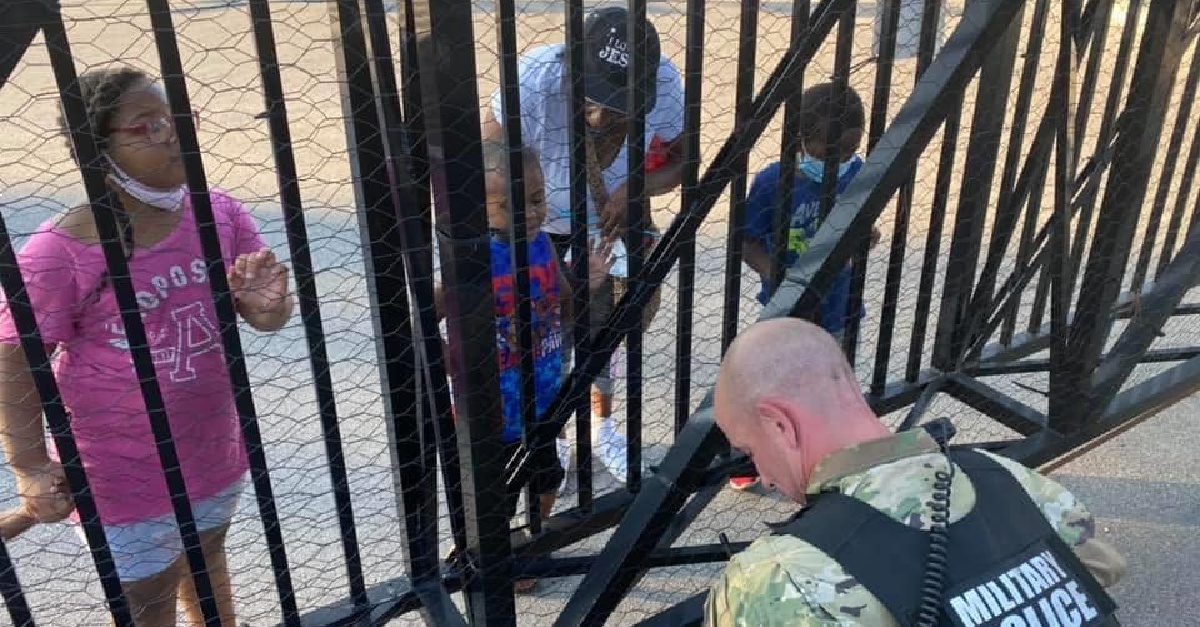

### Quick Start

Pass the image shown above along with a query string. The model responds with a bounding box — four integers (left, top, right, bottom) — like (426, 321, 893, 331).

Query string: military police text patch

(944, 539, 1114, 627)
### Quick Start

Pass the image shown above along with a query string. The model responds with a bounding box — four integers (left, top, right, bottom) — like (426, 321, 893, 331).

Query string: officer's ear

(755, 398, 802, 453)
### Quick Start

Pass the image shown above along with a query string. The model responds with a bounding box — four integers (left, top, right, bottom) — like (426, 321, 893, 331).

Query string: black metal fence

(1, 0, 1198, 625)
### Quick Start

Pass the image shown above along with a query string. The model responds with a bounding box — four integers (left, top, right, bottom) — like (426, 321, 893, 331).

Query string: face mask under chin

(105, 155, 185, 212)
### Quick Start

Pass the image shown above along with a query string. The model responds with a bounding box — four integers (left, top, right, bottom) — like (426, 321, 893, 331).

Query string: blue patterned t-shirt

(491, 232, 564, 443)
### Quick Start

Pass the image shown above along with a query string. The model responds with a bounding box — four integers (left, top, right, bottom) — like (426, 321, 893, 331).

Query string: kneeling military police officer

(705, 318, 1127, 627)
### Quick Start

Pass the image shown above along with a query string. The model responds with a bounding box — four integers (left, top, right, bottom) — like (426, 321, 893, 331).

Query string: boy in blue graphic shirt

(732, 82, 876, 491)
(437, 141, 609, 592)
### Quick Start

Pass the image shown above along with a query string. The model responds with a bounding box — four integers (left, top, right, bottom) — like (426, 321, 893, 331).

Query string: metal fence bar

(674, 0, 705, 434)
(945, 373, 1047, 435)
(362, 0, 449, 601)
(46, 8, 222, 625)
(492, 0, 541, 530)
(565, 0, 594, 508)
(899, 0, 946, 382)
(931, 1, 1023, 369)
(1060, 0, 1192, 432)
(998, 0, 1052, 346)
(720, 0, 760, 353)
(769, 0, 809, 296)
(1082, 0, 1142, 191)
(1155, 73, 1200, 277)
(1135, 35, 1199, 287)
(245, 0, 369, 616)
(147, 0, 303, 619)
(904, 107, 961, 380)
(1070, 0, 1113, 179)
(866, 0, 902, 393)
(625, 0, 650, 491)
(517, 542, 747, 579)
(1091, 226, 1200, 416)
(818, 4, 856, 226)
(969, 0, 1048, 349)
(0, 1, 40, 92)
(1065, 0, 1142, 302)
(391, 0, 470, 558)
(971, 346, 1200, 377)
(328, 2, 446, 623)
(411, 0, 516, 622)
(1000, 180, 1051, 346)
(831, 2, 865, 363)
(957, 107, 1058, 361)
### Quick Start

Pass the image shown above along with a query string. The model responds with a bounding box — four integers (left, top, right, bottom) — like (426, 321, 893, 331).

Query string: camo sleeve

(703, 536, 895, 627)
(981, 452, 1128, 588)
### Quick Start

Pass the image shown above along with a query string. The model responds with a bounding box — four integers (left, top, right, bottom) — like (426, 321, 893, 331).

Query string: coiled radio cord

(915, 450, 955, 627)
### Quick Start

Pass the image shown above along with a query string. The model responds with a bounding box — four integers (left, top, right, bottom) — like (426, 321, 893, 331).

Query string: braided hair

(58, 66, 150, 304)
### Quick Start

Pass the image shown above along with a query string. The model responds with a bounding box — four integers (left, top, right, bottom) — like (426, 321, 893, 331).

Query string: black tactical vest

(773, 448, 1118, 627)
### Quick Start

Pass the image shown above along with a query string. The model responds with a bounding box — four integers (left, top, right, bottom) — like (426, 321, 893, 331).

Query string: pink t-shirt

(0, 190, 264, 525)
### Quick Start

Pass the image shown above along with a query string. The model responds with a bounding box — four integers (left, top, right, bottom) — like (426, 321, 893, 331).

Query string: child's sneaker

(729, 476, 760, 491)
(556, 436, 573, 493)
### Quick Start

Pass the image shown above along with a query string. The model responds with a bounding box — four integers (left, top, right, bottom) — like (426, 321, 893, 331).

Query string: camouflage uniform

(704, 429, 1127, 626)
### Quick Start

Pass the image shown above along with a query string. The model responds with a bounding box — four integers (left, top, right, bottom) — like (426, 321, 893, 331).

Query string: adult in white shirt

(482, 5, 685, 483)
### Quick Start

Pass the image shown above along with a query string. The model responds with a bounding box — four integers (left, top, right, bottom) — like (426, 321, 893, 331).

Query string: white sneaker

(557, 436, 574, 473)
(556, 423, 574, 494)
(593, 417, 628, 483)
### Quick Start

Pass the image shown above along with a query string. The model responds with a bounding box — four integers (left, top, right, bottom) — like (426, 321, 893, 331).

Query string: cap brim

(585, 76, 658, 115)
(585, 75, 628, 114)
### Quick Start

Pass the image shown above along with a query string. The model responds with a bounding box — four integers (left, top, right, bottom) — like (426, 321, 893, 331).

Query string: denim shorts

(74, 474, 245, 582)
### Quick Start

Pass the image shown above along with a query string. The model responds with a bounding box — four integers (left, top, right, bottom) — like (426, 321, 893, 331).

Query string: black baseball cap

(582, 6, 660, 114)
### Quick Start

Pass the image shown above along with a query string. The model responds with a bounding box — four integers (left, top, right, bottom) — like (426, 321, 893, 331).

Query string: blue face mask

(798, 154, 855, 184)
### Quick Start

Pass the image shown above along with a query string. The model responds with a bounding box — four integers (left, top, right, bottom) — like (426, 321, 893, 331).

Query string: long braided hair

(57, 67, 149, 305)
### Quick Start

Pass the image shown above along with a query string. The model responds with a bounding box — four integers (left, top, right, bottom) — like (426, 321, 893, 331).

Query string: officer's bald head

(717, 318, 862, 417)
(714, 318, 885, 501)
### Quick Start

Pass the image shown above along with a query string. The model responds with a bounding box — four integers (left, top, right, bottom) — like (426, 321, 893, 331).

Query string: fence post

(674, 0, 706, 434)
(410, 0, 516, 623)
(326, 0, 446, 618)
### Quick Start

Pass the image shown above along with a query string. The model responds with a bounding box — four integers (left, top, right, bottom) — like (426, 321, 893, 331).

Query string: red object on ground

(729, 476, 760, 491)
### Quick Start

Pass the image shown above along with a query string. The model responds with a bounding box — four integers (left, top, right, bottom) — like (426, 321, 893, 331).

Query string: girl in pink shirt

(0, 67, 293, 626)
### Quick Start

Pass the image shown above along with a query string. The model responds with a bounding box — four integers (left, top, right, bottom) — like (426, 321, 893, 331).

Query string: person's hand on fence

(598, 183, 629, 242)
(230, 247, 294, 331)
(13, 460, 73, 526)
(589, 237, 614, 291)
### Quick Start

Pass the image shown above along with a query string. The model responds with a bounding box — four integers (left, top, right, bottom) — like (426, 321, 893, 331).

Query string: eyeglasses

(110, 112, 198, 144)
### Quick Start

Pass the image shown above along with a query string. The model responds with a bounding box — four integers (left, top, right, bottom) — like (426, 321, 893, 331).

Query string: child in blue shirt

(437, 141, 608, 592)
(741, 82, 873, 333)
(732, 82, 876, 491)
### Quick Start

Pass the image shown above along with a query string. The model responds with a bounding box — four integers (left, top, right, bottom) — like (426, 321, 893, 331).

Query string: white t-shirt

(490, 44, 685, 236)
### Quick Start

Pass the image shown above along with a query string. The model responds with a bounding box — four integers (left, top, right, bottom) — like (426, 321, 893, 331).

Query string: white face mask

(105, 155, 185, 212)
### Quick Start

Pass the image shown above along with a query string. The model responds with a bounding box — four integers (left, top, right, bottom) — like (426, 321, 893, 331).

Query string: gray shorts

(74, 475, 244, 582)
